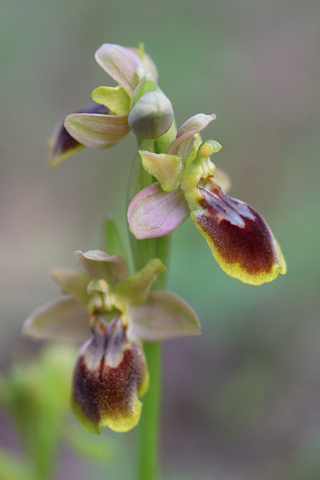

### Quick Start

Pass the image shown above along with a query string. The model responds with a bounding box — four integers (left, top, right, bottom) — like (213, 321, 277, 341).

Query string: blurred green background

(1, 0, 320, 478)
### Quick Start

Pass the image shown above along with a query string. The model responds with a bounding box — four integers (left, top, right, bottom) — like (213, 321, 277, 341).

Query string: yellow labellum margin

(72, 317, 149, 434)
(192, 205, 287, 286)
(182, 142, 287, 285)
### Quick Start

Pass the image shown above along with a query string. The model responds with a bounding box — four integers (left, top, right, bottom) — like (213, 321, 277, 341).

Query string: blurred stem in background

(0, 345, 115, 480)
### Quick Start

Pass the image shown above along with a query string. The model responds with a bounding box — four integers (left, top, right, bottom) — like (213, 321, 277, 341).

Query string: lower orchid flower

(23, 250, 200, 434)
(127, 115, 287, 286)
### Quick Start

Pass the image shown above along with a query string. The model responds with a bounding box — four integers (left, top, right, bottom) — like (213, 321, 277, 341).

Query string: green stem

(127, 139, 156, 272)
(137, 341, 162, 480)
(127, 129, 176, 480)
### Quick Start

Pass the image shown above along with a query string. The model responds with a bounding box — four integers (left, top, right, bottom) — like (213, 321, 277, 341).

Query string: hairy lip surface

(197, 185, 277, 275)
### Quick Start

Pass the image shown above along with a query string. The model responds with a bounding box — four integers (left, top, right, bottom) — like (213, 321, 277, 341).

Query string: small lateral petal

(22, 297, 90, 342)
(116, 258, 166, 305)
(64, 113, 129, 148)
(129, 291, 200, 341)
(193, 183, 287, 285)
(91, 86, 130, 115)
(50, 268, 91, 305)
(139, 150, 183, 191)
(127, 183, 190, 239)
(167, 114, 216, 160)
(74, 250, 128, 287)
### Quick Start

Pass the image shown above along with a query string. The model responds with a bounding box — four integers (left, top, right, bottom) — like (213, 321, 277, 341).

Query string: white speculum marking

(199, 187, 256, 228)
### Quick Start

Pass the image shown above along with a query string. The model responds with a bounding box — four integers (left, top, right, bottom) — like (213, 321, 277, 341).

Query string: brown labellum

(72, 317, 148, 433)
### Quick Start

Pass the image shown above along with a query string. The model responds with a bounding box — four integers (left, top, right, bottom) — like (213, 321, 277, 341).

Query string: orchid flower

(127, 114, 287, 286)
(22, 250, 200, 434)
(48, 44, 173, 167)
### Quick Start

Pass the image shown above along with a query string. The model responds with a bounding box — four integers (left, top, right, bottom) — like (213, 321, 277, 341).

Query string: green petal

(129, 291, 201, 341)
(74, 250, 128, 286)
(64, 113, 129, 148)
(116, 258, 166, 305)
(22, 297, 90, 342)
(50, 268, 91, 305)
(91, 86, 130, 115)
(139, 150, 183, 192)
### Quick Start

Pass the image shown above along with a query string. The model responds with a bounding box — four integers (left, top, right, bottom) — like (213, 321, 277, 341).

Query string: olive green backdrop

(1, 0, 320, 478)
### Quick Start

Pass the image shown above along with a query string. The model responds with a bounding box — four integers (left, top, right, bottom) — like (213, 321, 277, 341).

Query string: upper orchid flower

(23, 250, 200, 434)
(48, 44, 173, 167)
(127, 114, 287, 286)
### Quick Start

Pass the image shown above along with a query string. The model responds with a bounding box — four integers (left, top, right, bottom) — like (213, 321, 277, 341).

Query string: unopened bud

(128, 91, 173, 139)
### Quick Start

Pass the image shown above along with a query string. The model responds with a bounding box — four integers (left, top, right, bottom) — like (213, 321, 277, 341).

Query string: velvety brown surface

(72, 339, 144, 423)
(197, 185, 276, 275)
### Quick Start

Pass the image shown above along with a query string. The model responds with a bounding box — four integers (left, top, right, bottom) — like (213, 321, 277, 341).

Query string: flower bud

(72, 317, 149, 433)
(128, 91, 173, 139)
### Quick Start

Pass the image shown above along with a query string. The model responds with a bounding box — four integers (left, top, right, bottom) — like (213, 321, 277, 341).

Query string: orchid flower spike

(22, 250, 200, 434)
(127, 114, 287, 286)
(48, 44, 173, 167)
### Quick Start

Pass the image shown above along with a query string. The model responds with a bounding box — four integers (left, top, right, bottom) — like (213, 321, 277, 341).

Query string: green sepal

(139, 150, 183, 192)
(91, 86, 130, 115)
(186, 133, 202, 167)
(22, 297, 91, 342)
(74, 250, 128, 286)
(116, 258, 166, 305)
(64, 113, 130, 148)
(94, 44, 140, 96)
(129, 291, 201, 341)
(181, 141, 218, 210)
